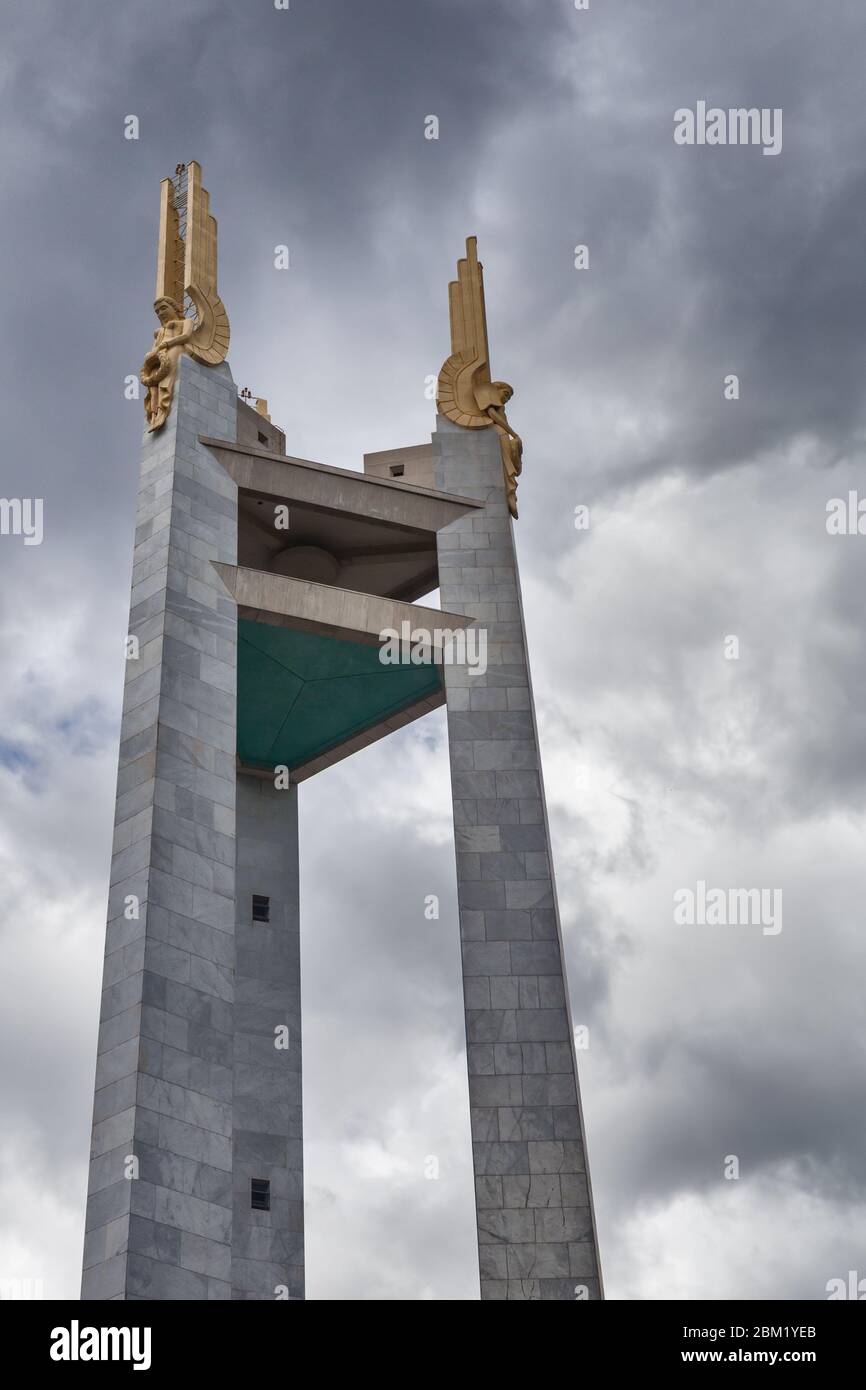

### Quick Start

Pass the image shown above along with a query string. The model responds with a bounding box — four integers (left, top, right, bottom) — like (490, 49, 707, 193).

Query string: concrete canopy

(236, 619, 443, 777)
(202, 436, 484, 603)
(212, 564, 475, 782)
(202, 436, 483, 781)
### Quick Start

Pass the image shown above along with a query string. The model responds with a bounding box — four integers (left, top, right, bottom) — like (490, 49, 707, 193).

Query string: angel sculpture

(436, 237, 523, 519)
(140, 163, 230, 432)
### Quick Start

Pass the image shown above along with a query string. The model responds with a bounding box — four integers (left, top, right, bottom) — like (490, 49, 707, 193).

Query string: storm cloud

(1, 0, 865, 1299)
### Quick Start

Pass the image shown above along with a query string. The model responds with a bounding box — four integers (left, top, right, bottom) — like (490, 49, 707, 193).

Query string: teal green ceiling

(237, 618, 442, 772)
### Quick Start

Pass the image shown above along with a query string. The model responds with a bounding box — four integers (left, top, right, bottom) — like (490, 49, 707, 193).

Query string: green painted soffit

(237, 618, 442, 772)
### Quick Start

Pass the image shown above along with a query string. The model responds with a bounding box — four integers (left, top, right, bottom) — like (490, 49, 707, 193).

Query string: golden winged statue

(436, 236, 523, 518)
(140, 162, 230, 431)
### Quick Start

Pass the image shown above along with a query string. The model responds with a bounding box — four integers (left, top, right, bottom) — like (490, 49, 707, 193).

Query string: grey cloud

(1, 0, 866, 1299)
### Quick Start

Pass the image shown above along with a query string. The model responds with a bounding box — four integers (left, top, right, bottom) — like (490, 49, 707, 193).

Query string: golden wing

(184, 161, 230, 366)
(437, 236, 494, 429)
(187, 285, 230, 366)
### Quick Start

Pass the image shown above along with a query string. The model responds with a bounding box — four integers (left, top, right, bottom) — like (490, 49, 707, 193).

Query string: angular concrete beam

(212, 563, 473, 649)
(201, 437, 484, 534)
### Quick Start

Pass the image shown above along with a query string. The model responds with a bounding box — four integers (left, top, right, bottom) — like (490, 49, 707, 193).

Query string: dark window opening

(252, 894, 270, 923)
(251, 1178, 270, 1211)
(389, 464, 405, 477)
(257, 430, 269, 445)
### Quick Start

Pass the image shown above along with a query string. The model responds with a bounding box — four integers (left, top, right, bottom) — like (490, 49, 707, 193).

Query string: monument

(81, 163, 602, 1301)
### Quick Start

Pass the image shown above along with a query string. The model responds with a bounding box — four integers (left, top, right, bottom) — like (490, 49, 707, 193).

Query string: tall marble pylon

(433, 418, 603, 1301)
(82, 169, 601, 1300)
(82, 352, 244, 1299)
(433, 237, 603, 1300)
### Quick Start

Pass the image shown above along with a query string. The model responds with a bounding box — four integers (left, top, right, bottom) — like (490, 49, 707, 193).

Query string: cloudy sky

(1, 0, 865, 1300)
